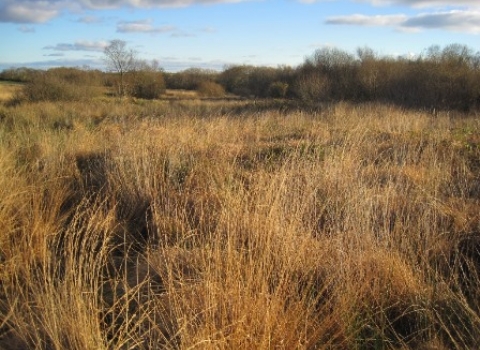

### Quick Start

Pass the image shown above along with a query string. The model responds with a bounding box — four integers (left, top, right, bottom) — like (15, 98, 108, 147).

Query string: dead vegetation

(0, 97, 480, 349)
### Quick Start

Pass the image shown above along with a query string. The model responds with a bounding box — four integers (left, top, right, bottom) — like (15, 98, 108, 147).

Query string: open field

(0, 96, 480, 349)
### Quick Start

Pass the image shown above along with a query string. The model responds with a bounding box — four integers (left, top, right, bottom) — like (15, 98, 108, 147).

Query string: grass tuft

(1, 99, 480, 349)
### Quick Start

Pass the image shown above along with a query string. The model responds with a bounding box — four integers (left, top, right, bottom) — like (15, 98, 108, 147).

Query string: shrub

(20, 72, 96, 102)
(268, 81, 288, 98)
(131, 71, 166, 100)
(164, 68, 219, 90)
(197, 81, 225, 98)
(13, 68, 103, 103)
(294, 71, 330, 102)
(0, 67, 38, 83)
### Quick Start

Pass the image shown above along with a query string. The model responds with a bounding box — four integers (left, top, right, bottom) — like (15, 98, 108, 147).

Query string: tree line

(1, 42, 480, 111)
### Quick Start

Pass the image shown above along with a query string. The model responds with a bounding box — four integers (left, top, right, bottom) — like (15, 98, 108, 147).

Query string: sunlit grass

(0, 81, 23, 102)
(0, 98, 479, 349)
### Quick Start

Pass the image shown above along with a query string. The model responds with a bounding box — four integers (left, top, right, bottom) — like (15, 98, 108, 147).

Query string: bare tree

(104, 40, 136, 97)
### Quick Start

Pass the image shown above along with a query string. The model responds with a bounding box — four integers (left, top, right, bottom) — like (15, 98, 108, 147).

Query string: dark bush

(291, 43, 480, 111)
(8, 67, 104, 103)
(0, 67, 38, 83)
(219, 65, 294, 98)
(268, 81, 288, 98)
(197, 81, 225, 98)
(20, 71, 97, 102)
(131, 71, 166, 100)
(165, 68, 220, 90)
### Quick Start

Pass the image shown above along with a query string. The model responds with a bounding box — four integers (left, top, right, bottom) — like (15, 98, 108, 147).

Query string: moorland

(1, 44, 480, 349)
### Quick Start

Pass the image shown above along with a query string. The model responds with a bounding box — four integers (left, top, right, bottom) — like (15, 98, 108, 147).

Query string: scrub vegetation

(0, 43, 480, 349)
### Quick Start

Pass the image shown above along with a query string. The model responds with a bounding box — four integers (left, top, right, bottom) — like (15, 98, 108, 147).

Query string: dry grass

(0, 82, 23, 102)
(1, 97, 480, 349)
(163, 89, 200, 100)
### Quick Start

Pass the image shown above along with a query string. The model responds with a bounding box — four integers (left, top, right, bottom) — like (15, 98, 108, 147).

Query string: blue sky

(0, 0, 479, 71)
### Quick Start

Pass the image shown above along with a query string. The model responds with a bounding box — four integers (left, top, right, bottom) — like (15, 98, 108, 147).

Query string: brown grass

(0, 82, 23, 102)
(0, 97, 479, 349)
(163, 89, 200, 100)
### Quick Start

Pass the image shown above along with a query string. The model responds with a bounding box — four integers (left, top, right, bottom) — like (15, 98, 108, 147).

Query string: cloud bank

(362, 0, 479, 8)
(326, 14, 406, 26)
(304, 0, 480, 7)
(116, 20, 177, 34)
(326, 10, 480, 34)
(0, 0, 248, 23)
(43, 40, 109, 52)
(0, 55, 228, 72)
(0, 1, 65, 23)
(2, 0, 479, 38)
(80, 0, 244, 9)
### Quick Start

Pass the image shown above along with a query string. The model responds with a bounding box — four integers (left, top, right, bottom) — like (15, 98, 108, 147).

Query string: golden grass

(0, 98, 479, 349)
(164, 89, 200, 100)
(0, 82, 23, 102)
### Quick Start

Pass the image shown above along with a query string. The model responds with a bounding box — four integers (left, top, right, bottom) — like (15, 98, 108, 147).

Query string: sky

(0, 0, 479, 72)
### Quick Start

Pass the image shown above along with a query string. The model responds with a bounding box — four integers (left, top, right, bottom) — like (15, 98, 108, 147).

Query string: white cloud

(0, 1, 64, 23)
(155, 57, 229, 71)
(326, 10, 480, 34)
(403, 10, 480, 33)
(79, 0, 246, 9)
(18, 25, 36, 33)
(0, 57, 105, 70)
(44, 53, 66, 57)
(326, 14, 406, 26)
(116, 19, 177, 33)
(0, 55, 227, 72)
(305, 0, 480, 8)
(362, 0, 480, 8)
(44, 40, 109, 52)
(0, 0, 250, 23)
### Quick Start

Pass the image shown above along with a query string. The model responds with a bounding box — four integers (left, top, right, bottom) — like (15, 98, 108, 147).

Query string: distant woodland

(2, 43, 480, 111)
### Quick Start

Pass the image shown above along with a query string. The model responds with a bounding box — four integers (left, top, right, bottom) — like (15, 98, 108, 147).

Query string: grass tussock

(1, 98, 480, 349)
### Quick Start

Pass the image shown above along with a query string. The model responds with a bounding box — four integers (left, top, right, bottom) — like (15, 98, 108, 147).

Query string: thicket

(130, 69, 166, 100)
(0, 67, 37, 82)
(197, 81, 225, 98)
(164, 68, 220, 90)
(293, 44, 480, 111)
(3, 43, 480, 110)
(5, 66, 166, 102)
(18, 67, 104, 102)
(218, 65, 296, 98)
(217, 44, 480, 111)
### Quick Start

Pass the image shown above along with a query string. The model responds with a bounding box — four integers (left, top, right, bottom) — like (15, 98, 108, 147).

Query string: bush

(290, 43, 480, 110)
(20, 71, 97, 102)
(131, 71, 166, 100)
(294, 71, 330, 102)
(268, 81, 288, 98)
(164, 68, 219, 90)
(197, 81, 225, 98)
(219, 65, 296, 98)
(0, 67, 38, 83)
